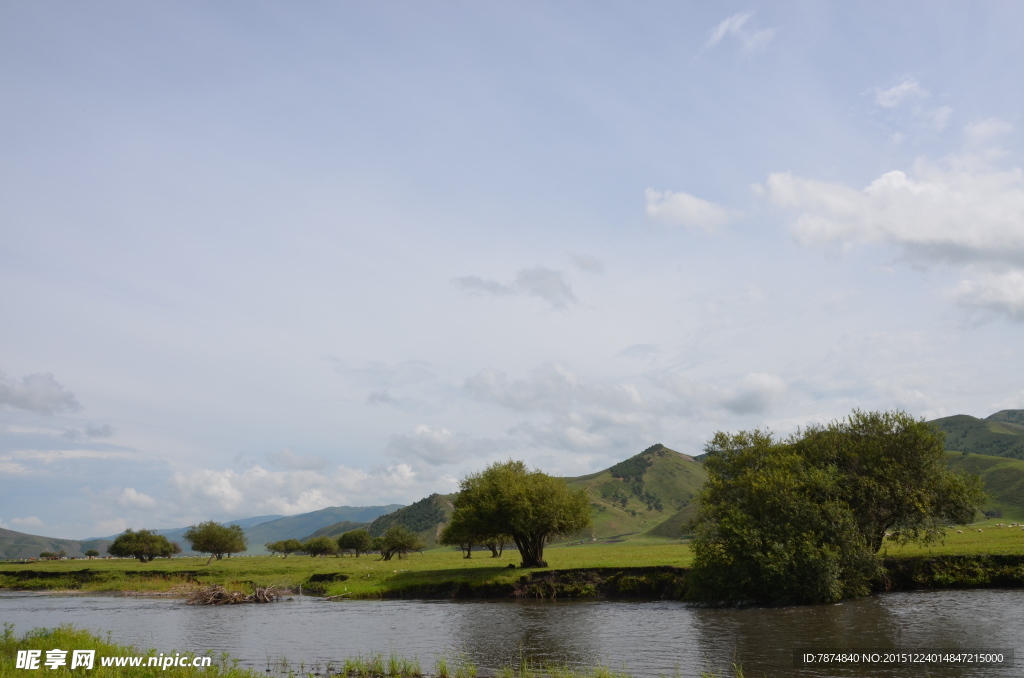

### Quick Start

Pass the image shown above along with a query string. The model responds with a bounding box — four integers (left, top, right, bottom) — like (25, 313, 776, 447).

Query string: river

(1, 590, 1020, 677)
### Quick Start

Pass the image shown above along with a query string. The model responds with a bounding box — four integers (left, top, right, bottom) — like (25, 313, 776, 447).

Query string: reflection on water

(1, 590, 1021, 677)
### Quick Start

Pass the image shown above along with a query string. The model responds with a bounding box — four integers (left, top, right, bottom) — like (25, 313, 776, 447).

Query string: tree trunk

(514, 533, 548, 568)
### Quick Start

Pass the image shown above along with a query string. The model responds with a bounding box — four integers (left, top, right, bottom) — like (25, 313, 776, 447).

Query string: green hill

(563, 444, 708, 541)
(0, 528, 112, 560)
(946, 451, 1024, 520)
(929, 410, 1024, 460)
(364, 494, 454, 546)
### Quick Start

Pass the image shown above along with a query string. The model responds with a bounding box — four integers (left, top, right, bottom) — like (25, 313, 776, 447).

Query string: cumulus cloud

(654, 371, 788, 416)
(645, 189, 732, 231)
(875, 78, 928, 108)
(760, 130, 1024, 319)
(700, 11, 776, 56)
(0, 372, 81, 415)
(965, 118, 1014, 147)
(169, 462, 430, 518)
(454, 266, 577, 310)
(384, 424, 499, 466)
(117, 487, 158, 510)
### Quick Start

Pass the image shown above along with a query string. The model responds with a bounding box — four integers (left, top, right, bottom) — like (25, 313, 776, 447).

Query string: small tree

(337, 530, 373, 557)
(107, 529, 175, 563)
(84, 549, 100, 558)
(265, 538, 304, 558)
(303, 536, 339, 557)
(450, 460, 591, 567)
(377, 525, 424, 561)
(183, 521, 247, 565)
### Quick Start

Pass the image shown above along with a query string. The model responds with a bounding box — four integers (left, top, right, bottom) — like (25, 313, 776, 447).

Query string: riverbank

(3, 556, 1023, 601)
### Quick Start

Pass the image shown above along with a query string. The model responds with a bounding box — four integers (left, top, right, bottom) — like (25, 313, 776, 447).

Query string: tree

(303, 536, 339, 557)
(265, 538, 304, 558)
(438, 512, 477, 558)
(690, 410, 986, 605)
(377, 525, 424, 561)
(84, 549, 100, 558)
(183, 521, 247, 564)
(337, 530, 373, 557)
(450, 460, 591, 568)
(107, 529, 175, 563)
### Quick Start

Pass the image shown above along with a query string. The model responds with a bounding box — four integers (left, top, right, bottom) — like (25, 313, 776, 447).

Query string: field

(3, 521, 1023, 599)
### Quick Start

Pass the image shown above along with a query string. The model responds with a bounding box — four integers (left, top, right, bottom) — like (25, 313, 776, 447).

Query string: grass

(1, 624, 745, 678)
(2, 524, 1021, 599)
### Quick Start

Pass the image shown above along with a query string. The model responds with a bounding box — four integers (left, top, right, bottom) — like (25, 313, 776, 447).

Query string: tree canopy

(183, 521, 247, 564)
(265, 538, 304, 558)
(303, 536, 339, 557)
(107, 528, 176, 562)
(337, 529, 373, 557)
(376, 524, 424, 561)
(691, 410, 986, 604)
(449, 460, 591, 567)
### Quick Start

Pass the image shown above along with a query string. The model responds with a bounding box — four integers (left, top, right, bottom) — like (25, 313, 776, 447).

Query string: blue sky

(2, 1, 1023, 538)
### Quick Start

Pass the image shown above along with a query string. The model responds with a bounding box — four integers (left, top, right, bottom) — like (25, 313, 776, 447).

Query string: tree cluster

(691, 410, 986, 604)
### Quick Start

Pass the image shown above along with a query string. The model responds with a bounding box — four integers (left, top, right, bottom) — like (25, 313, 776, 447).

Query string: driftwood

(186, 584, 283, 605)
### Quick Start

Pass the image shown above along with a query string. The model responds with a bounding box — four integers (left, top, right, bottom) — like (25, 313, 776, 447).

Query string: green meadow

(3, 522, 1022, 599)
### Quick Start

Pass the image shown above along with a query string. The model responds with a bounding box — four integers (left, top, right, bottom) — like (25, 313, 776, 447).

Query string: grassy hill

(0, 528, 112, 560)
(563, 444, 708, 541)
(364, 494, 454, 546)
(243, 505, 403, 553)
(929, 409, 1024, 460)
(946, 451, 1024, 520)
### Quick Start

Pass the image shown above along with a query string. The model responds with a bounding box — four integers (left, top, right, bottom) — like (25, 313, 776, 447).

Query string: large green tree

(265, 538, 304, 558)
(183, 521, 247, 564)
(376, 525, 424, 561)
(107, 528, 175, 562)
(691, 410, 986, 605)
(450, 460, 591, 568)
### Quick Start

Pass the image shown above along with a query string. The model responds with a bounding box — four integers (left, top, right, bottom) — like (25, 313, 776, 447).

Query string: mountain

(929, 409, 1024, 460)
(364, 494, 454, 546)
(0, 527, 112, 560)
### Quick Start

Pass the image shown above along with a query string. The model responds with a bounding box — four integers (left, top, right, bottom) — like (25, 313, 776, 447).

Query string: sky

(2, 1, 1023, 539)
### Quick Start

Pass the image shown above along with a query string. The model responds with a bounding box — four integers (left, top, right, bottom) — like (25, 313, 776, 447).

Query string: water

(1, 590, 1021, 677)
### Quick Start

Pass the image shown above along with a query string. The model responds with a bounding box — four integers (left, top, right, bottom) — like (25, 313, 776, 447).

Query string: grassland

(3, 519, 1022, 600)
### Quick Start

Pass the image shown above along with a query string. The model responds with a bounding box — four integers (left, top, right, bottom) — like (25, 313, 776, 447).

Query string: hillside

(929, 409, 1024, 460)
(563, 444, 708, 540)
(364, 494, 454, 546)
(0, 528, 112, 561)
(946, 451, 1024, 520)
(302, 520, 370, 540)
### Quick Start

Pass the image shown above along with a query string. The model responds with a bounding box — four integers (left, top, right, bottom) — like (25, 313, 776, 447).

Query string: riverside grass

(2, 521, 1022, 598)
(1, 625, 744, 678)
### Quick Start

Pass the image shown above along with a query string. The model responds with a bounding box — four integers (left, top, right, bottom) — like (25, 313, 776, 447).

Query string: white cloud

(169, 462, 432, 518)
(63, 423, 115, 441)
(655, 371, 788, 416)
(700, 11, 776, 56)
(929, 106, 953, 131)
(454, 266, 577, 310)
(570, 254, 605, 274)
(384, 424, 498, 466)
(875, 78, 928, 108)
(0, 372, 81, 415)
(760, 129, 1024, 321)
(965, 118, 1014, 146)
(117, 487, 158, 510)
(953, 270, 1024, 320)
(645, 188, 732, 231)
